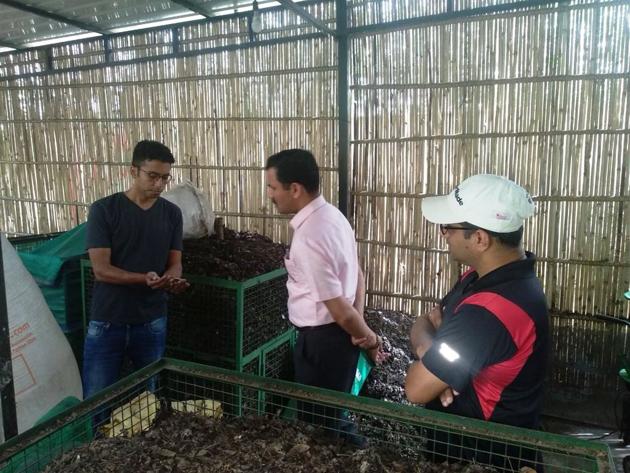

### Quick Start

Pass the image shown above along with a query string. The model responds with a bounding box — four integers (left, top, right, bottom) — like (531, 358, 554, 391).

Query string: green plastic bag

(351, 351, 374, 396)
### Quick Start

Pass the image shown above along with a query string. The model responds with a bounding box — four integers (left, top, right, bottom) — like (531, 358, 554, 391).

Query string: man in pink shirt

(265, 149, 385, 441)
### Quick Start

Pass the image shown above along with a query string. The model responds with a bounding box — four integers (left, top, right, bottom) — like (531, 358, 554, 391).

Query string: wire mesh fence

(81, 260, 291, 373)
(0, 359, 616, 473)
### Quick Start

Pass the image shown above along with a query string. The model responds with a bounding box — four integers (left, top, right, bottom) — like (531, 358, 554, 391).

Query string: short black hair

(132, 140, 175, 167)
(463, 223, 523, 248)
(265, 149, 320, 194)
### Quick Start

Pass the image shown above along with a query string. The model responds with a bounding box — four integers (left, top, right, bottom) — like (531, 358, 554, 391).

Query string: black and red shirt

(422, 253, 549, 429)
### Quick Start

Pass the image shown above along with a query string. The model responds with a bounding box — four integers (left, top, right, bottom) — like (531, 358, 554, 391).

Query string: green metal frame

(81, 259, 290, 371)
(0, 358, 615, 473)
(7, 233, 63, 253)
(80, 259, 90, 338)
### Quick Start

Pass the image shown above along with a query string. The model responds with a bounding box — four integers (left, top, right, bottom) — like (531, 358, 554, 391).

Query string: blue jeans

(82, 316, 167, 400)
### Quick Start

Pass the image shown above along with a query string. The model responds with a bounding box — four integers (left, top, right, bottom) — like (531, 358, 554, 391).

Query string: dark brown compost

(182, 229, 286, 280)
(361, 308, 415, 404)
(43, 412, 494, 473)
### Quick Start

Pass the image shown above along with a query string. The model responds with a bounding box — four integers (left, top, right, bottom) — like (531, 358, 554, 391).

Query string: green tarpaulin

(16, 224, 87, 331)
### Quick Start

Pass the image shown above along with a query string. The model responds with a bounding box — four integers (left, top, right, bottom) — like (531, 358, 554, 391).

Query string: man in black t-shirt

(83, 140, 189, 400)
(405, 174, 549, 472)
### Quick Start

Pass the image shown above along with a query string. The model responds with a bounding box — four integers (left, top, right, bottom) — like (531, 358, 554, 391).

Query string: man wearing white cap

(404, 174, 549, 471)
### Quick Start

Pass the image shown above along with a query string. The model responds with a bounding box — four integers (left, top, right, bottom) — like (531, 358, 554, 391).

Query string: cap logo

(454, 187, 464, 206)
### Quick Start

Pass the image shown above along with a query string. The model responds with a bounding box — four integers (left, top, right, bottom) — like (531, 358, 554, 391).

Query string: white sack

(0, 235, 83, 442)
(163, 181, 215, 239)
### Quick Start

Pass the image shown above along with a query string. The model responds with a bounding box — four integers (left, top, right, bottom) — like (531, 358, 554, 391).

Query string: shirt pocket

(284, 257, 303, 284)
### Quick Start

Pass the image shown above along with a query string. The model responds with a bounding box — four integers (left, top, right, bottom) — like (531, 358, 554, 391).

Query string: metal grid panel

(81, 261, 95, 330)
(243, 273, 290, 355)
(167, 280, 237, 363)
(240, 356, 261, 415)
(82, 261, 289, 369)
(263, 335, 293, 380)
(0, 360, 614, 473)
(7, 232, 63, 252)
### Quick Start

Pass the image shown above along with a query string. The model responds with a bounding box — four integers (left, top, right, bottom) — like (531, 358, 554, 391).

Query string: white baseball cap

(421, 174, 535, 233)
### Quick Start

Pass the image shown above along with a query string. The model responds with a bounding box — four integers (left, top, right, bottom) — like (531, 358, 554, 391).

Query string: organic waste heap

(181, 228, 286, 280)
(44, 411, 495, 473)
(167, 227, 290, 365)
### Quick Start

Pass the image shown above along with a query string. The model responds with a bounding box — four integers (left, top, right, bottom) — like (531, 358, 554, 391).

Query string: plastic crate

(0, 359, 615, 473)
(81, 260, 291, 372)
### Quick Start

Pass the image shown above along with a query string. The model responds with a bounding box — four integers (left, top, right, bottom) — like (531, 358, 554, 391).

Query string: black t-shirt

(86, 192, 183, 325)
(422, 253, 549, 429)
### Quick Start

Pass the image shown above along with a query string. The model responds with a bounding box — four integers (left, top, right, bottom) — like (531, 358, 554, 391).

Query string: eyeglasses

(439, 224, 477, 236)
(137, 168, 173, 183)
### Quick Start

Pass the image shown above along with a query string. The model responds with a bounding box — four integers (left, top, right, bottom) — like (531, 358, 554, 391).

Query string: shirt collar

(464, 252, 537, 293)
(290, 195, 327, 231)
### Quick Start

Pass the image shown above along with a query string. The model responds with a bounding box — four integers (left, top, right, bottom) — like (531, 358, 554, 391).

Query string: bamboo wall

(0, 0, 629, 424)
(350, 0, 630, 322)
(348, 0, 629, 425)
(0, 2, 338, 243)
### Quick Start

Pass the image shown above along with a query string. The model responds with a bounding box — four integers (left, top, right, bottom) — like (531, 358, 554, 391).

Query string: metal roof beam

(349, 0, 570, 36)
(0, 0, 108, 35)
(276, 0, 336, 37)
(169, 0, 213, 19)
(0, 38, 19, 49)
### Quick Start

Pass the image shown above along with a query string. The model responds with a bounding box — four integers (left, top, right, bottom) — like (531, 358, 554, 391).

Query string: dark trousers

(293, 323, 360, 430)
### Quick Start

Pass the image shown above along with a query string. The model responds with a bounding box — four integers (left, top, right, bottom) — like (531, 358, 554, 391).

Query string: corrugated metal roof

(0, 0, 288, 50)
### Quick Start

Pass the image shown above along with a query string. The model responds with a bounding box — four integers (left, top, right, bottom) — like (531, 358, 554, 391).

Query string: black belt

(294, 322, 337, 333)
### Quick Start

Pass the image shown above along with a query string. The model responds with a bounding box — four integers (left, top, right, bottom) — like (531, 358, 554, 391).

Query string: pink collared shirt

(285, 195, 359, 327)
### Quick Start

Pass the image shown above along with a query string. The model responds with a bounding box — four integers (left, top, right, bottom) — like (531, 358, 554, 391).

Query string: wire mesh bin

(7, 233, 63, 253)
(81, 260, 291, 371)
(0, 359, 615, 473)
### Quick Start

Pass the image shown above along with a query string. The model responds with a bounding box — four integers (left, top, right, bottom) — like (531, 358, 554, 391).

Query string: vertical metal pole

(0, 238, 18, 440)
(336, 0, 349, 217)
(104, 36, 112, 63)
(172, 28, 180, 55)
(235, 285, 244, 417)
(45, 47, 54, 71)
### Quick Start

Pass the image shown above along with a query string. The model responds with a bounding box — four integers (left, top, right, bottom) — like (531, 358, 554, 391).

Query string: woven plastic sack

(0, 235, 82, 442)
(163, 181, 215, 239)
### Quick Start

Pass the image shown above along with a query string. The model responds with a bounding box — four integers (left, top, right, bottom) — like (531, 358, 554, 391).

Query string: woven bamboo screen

(349, 0, 630, 319)
(0, 2, 338, 244)
(0, 0, 628, 424)
(348, 0, 629, 424)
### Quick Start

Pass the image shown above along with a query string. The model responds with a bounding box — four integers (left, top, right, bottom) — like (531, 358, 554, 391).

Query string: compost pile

(182, 229, 286, 280)
(167, 227, 290, 361)
(357, 308, 419, 457)
(43, 412, 494, 473)
(361, 308, 415, 404)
